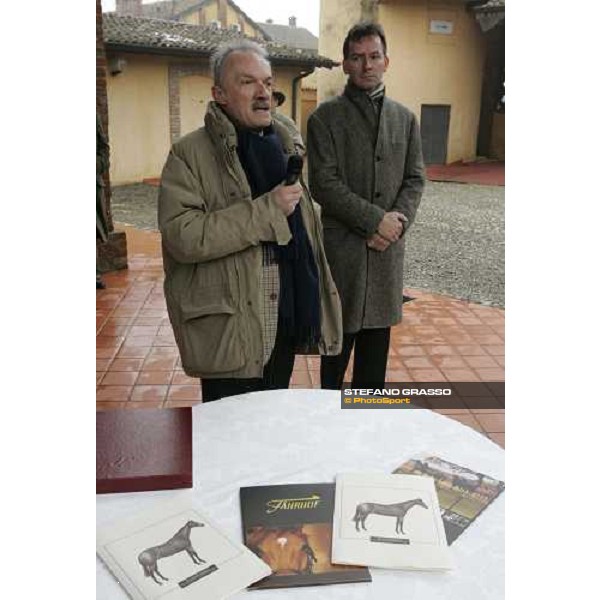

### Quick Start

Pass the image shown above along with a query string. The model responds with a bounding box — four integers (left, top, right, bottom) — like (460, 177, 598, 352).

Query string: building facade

(318, 0, 505, 163)
(103, 12, 336, 184)
(115, 0, 266, 37)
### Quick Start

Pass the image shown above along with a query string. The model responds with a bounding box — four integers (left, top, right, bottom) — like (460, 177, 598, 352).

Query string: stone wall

(97, 0, 128, 272)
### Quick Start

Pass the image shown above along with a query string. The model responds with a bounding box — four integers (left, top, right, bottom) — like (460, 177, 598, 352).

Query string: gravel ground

(110, 181, 504, 307)
(404, 181, 504, 307)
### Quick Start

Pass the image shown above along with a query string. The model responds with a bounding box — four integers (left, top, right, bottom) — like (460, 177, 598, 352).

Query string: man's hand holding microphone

(272, 155, 303, 216)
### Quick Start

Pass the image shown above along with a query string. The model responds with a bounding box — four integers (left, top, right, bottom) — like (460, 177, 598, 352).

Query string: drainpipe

(291, 67, 316, 122)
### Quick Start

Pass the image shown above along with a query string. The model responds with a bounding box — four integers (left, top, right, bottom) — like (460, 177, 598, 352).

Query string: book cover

(240, 482, 371, 589)
(393, 455, 505, 544)
(96, 407, 192, 494)
(332, 473, 453, 571)
(97, 498, 271, 600)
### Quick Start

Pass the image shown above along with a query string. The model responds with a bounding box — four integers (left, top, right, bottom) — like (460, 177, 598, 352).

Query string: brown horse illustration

(352, 498, 428, 535)
(138, 520, 205, 585)
(246, 526, 317, 575)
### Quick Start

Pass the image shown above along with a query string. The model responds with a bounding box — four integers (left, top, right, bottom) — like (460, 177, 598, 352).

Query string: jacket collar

(343, 80, 386, 104)
(343, 81, 386, 135)
(204, 101, 299, 155)
(204, 102, 239, 151)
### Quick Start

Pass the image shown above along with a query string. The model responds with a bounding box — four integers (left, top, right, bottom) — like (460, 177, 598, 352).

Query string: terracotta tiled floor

(97, 227, 505, 448)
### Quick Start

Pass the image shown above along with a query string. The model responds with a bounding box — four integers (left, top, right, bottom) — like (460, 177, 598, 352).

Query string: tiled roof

(102, 14, 337, 68)
(117, 0, 269, 40)
(472, 0, 505, 12)
(257, 22, 318, 51)
(470, 0, 504, 31)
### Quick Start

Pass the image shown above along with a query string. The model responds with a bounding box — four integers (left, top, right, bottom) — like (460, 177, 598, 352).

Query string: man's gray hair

(210, 40, 270, 86)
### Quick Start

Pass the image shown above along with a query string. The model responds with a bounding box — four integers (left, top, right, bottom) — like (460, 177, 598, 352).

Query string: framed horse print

(96, 498, 270, 600)
(332, 473, 453, 570)
(240, 482, 371, 589)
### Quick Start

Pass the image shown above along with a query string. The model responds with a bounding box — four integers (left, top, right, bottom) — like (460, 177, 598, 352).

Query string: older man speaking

(159, 41, 342, 402)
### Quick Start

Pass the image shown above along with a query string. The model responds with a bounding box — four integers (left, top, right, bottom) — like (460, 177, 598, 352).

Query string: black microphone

(284, 155, 304, 185)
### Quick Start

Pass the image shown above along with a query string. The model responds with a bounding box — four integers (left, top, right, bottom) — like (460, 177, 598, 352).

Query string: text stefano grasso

(344, 388, 452, 396)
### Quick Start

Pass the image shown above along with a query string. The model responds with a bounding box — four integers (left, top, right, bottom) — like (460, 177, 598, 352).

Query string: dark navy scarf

(236, 125, 321, 348)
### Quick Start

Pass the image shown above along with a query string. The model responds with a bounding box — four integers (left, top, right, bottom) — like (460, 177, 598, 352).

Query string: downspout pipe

(291, 68, 316, 122)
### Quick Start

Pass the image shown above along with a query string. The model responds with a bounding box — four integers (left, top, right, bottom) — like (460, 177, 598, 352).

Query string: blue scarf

(236, 126, 321, 348)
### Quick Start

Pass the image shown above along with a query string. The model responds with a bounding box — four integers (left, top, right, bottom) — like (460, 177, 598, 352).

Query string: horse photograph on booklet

(240, 482, 371, 590)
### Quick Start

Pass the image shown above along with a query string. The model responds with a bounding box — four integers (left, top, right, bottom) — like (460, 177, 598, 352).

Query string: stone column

(97, 0, 128, 272)
(318, 0, 380, 102)
(218, 0, 228, 27)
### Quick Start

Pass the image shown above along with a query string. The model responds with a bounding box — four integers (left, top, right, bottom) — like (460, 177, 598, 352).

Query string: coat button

(270, 293, 278, 301)
(376, 155, 382, 161)
(375, 192, 382, 198)
(247, 301, 252, 306)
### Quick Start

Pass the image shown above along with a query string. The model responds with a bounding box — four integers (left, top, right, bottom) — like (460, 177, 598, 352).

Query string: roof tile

(103, 14, 337, 67)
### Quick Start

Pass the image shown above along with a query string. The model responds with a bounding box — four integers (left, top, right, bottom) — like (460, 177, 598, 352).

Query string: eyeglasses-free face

(343, 35, 389, 91)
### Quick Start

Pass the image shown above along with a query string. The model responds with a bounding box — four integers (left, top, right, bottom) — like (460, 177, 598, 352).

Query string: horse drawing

(352, 498, 428, 535)
(138, 520, 205, 585)
(246, 526, 317, 575)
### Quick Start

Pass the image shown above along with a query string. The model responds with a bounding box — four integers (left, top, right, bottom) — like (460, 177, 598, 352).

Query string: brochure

(97, 498, 271, 600)
(332, 472, 453, 571)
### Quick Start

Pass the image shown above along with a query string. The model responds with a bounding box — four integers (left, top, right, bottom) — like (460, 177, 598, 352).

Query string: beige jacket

(158, 102, 343, 378)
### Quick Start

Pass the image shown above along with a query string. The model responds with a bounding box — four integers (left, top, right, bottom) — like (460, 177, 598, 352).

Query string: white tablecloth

(97, 389, 504, 599)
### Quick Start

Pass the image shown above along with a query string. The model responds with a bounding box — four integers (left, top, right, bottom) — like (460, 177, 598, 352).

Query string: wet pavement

(97, 226, 504, 448)
(110, 179, 505, 307)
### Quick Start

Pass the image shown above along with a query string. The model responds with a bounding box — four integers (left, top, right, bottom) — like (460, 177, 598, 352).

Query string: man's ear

(211, 85, 226, 104)
(342, 60, 349, 75)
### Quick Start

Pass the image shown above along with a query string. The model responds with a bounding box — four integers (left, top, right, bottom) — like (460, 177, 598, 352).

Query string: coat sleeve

(307, 112, 385, 238)
(392, 113, 426, 237)
(158, 147, 291, 264)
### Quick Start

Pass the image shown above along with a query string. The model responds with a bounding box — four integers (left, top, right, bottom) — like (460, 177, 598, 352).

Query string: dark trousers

(201, 326, 296, 403)
(321, 327, 390, 390)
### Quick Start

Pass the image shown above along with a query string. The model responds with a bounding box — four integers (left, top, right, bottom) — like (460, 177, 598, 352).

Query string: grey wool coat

(307, 83, 425, 333)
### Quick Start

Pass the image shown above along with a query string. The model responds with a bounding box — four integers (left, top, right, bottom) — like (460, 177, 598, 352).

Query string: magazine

(393, 455, 505, 544)
(97, 498, 271, 600)
(240, 482, 371, 589)
(332, 472, 453, 571)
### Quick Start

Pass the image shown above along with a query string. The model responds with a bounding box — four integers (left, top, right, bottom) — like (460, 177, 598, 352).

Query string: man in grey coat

(307, 22, 425, 389)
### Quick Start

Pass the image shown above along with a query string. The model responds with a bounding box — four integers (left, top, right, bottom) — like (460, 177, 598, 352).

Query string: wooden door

(420, 104, 451, 164)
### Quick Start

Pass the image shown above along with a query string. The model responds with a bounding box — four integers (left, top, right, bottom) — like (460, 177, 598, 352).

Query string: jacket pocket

(178, 290, 246, 375)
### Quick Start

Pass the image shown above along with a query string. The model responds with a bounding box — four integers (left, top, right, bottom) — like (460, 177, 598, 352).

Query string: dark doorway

(420, 104, 451, 164)
(476, 22, 505, 157)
